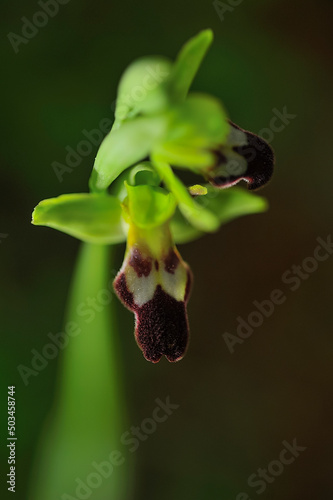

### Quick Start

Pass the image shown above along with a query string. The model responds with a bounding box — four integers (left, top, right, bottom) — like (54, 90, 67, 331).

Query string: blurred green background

(1, 0, 333, 498)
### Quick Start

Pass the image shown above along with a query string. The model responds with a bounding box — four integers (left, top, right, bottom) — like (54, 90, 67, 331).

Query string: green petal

(201, 186, 268, 222)
(114, 57, 172, 125)
(32, 193, 127, 244)
(125, 183, 177, 229)
(108, 162, 161, 202)
(154, 141, 214, 170)
(152, 160, 220, 232)
(170, 208, 202, 244)
(171, 187, 268, 243)
(166, 29, 214, 102)
(127, 162, 161, 187)
(89, 115, 166, 192)
(154, 94, 230, 170)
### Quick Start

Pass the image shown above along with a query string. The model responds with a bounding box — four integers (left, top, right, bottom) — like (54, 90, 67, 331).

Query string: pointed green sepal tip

(196, 28, 214, 45)
(167, 29, 214, 102)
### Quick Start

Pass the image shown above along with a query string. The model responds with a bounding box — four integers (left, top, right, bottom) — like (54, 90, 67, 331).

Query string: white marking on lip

(160, 266, 188, 302)
(124, 257, 189, 306)
(125, 265, 157, 307)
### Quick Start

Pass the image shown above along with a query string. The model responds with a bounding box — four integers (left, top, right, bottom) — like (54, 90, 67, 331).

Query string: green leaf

(115, 57, 172, 125)
(89, 115, 166, 193)
(154, 93, 230, 170)
(171, 186, 268, 243)
(166, 29, 214, 102)
(152, 160, 220, 232)
(32, 193, 127, 244)
(125, 183, 177, 229)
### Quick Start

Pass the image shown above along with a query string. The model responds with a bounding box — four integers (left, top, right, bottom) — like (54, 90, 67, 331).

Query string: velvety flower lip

(113, 227, 192, 363)
(208, 121, 275, 191)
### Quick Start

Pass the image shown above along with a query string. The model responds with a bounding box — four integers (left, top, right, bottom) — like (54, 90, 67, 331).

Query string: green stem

(30, 243, 132, 500)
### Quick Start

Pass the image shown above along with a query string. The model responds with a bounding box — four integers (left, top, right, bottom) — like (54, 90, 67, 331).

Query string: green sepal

(124, 183, 177, 229)
(114, 57, 172, 125)
(89, 115, 166, 193)
(171, 186, 268, 243)
(32, 193, 127, 244)
(115, 29, 214, 124)
(166, 29, 214, 102)
(154, 93, 230, 171)
(152, 160, 220, 232)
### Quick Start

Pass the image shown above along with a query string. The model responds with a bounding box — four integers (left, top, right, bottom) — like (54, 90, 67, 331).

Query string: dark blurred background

(1, 0, 333, 498)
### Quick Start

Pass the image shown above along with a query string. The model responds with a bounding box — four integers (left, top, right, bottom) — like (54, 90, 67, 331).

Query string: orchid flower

(32, 30, 274, 363)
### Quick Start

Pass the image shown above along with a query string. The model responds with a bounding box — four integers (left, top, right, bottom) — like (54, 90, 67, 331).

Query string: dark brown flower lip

(113, 246, 192, 363)
(209, 121, 275, 191)
(114, 272, 192, 363)
(135, 283, 190, 363)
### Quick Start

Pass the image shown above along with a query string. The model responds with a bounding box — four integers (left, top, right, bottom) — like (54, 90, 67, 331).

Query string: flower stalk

(29, 244, 132, 500)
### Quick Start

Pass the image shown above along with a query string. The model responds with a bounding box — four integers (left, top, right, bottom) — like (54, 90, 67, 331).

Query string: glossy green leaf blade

(167, 29, 214, 102)
(152, 160, 220, 232)
(171, 187, 268, 243)
(32, 193, 126, 244)
(90, 115, 166, 192)
(125, 183, 177, 229)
